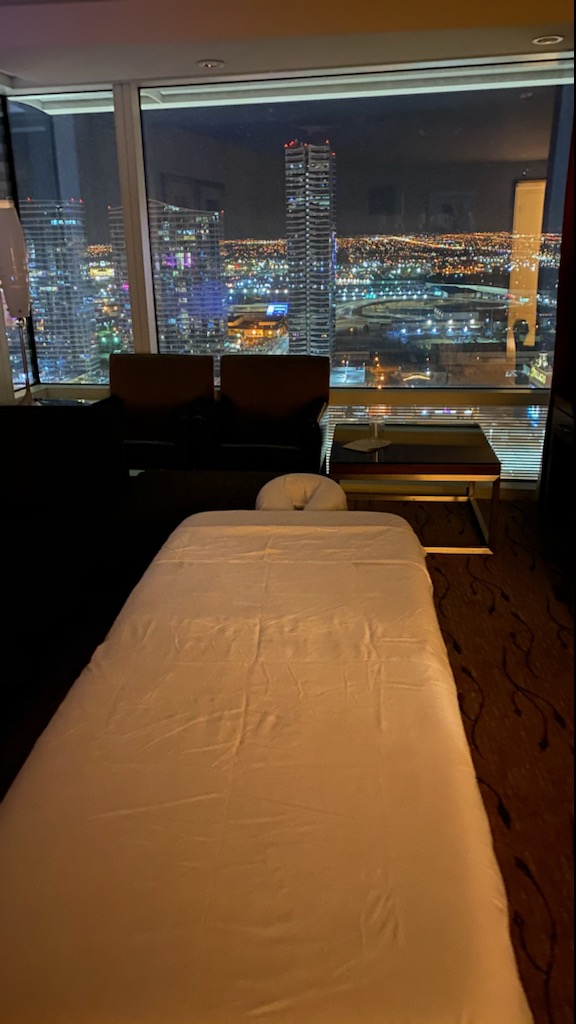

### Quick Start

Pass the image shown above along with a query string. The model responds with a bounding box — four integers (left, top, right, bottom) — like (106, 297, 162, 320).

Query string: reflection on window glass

(0, 104, 11, 199)
(141, 83, 572, 388)
(1, 290, 34, 390)
(326, 404, 547, 481)
(0, 103, 31, 388)
(6, 96, 133, 384)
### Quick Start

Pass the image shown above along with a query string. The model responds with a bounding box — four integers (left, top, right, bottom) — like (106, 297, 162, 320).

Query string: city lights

(6, 214, 562, 388)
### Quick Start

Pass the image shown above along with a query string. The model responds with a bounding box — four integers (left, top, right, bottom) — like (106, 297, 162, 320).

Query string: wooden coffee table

(329, 422, 501, 553)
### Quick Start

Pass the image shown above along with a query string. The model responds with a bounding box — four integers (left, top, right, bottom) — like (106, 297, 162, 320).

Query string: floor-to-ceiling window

(0, 97, 36, 390)
(137, 66, 572, 478)
(2, 59, 573, 479)
(140, 72, 573, 392)
(5, 92, 133, 384)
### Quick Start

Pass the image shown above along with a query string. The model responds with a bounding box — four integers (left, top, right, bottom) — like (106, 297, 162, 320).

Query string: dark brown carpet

(348, 493, 574, 1024)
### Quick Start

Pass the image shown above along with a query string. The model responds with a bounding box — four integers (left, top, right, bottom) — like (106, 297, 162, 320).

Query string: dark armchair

(103, 353, 216, 471)
(212, 354, 330, 472)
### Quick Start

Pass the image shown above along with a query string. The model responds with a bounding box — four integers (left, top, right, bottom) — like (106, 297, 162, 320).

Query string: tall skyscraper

(107, 206, 136, 355)
(109, 201, 227, 358)
(284, 140, 337, 358)
(19, 199, 99, 382)
(149, 201, 226, 356)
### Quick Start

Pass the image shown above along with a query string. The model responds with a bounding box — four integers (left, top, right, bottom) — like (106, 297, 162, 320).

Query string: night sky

(7, 84, 573, 243)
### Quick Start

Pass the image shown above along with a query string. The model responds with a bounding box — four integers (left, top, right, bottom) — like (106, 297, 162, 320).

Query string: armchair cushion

(218, 394, 325, 437)
(214, 396, 325, 471)
(213, 355, 330, 472)
(104, 354, 217, 470)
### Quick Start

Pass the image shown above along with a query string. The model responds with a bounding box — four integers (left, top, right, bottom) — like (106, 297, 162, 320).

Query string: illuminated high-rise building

(150, 200, 226, 355)
(107, 207, 136, 354)
(19, 199, 98, 382)
(86, 244, 126, 371)
(109, 201, 227, 357)
(284, 140, 336, 357)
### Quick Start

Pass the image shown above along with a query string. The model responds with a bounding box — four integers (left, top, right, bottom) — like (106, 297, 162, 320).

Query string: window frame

(0, 55, 573, 482)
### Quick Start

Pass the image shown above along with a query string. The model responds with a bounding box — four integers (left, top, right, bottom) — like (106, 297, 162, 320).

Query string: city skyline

(6, 190, 561, 389)
(1, 82, 570, 487)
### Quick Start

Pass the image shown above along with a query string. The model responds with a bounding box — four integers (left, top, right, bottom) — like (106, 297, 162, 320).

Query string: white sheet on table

(0, 511, 532, 1023)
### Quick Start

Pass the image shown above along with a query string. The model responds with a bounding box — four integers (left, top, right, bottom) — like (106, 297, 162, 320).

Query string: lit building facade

(284, 140, 337, 358)
(148, 200, 226, 356)
(107, 207, 136, 357)
(19, 199, 99, 382)
(109, 201, 227, 357)
(227, 312, 288, 352)
(86, 244, 127, 373)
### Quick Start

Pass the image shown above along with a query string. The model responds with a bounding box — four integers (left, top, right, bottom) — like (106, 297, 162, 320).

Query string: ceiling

(0, 0, 573, 91)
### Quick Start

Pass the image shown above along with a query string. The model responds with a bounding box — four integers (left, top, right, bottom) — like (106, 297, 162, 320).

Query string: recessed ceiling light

(197, 59, 226, 69)
(531, 34, 565, 46)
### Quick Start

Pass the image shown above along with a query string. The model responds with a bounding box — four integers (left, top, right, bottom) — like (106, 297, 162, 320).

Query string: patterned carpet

(347, 493, 574, 1024)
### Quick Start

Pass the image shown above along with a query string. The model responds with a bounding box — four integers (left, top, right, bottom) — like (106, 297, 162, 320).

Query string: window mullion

(113, 82, 157, 354)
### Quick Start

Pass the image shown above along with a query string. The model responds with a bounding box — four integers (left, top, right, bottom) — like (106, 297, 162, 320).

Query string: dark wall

(549, 130, 574, 408)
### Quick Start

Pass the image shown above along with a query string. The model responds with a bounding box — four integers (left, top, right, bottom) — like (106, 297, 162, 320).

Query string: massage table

(0, 510, 532, 1023)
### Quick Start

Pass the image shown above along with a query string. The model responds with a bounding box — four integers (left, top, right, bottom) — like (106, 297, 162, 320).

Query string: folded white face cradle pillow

(255, 473, 348, 511)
